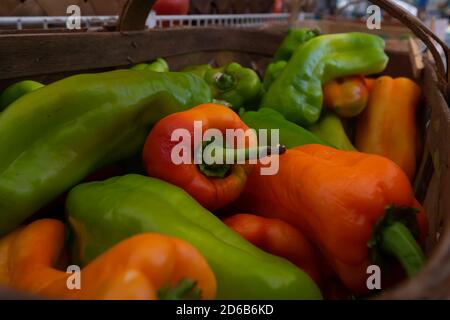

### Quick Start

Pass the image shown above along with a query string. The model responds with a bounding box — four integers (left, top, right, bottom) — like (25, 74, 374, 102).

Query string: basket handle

(118, 0, 156, 32)
(369, 0, 449, 98)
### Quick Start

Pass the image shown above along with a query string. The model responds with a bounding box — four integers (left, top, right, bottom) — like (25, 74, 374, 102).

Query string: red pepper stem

(380, 222, 425, 277)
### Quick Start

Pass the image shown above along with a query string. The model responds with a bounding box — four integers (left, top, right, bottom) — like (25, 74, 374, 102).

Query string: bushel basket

(0, 0, 449, 299)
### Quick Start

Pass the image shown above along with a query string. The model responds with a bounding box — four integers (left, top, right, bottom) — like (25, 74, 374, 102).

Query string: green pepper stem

(214, 73, 236, 91)
(216, 144, 286, 162)
(198, 145, 286, 178)
(381, 222, 425, 277)
(157, 279, 202, 300)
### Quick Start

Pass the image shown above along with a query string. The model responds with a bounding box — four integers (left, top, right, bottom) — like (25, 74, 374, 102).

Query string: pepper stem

(214, 72, 236, 91)
(212, 145, 286, 163)
(368, 205, 426, 278)
(157, 279, 202, 300)
(380, 221, 425, 277)
(198, 145, 286, 178)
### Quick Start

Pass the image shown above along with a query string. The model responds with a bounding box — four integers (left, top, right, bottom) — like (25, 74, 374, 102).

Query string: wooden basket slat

(0, 28, 282, 81)
(0, 0, 127, 16)
(423, 173, 440, 249)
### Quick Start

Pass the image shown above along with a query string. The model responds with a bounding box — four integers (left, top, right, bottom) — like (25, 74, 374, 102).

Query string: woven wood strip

(0, 0, 127, 16)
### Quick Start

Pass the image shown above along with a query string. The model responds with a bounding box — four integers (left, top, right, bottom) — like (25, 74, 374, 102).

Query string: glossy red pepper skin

(143, 104, 256, 211)
(224, 213, 322, 286)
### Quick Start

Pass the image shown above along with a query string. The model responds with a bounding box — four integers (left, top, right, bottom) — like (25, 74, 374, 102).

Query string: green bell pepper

(0, 70, 211, 235)
(264, 28, 318, 91)
(273, 27, 319, 62)
(206, 63, 262, 110)
(241, 108, 331, 149)
(264, 29, 318, 91)
(67, 174, 322, 300)
(307, 111, 356, 151)
(0, 80, 44, 111)
(130, 58, 169, 72)
(182, 62, 262, 109)
(261, 33, 389, 126)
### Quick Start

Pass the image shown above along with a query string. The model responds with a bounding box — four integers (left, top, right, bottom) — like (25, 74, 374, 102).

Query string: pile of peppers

(0, 28, 428, 300)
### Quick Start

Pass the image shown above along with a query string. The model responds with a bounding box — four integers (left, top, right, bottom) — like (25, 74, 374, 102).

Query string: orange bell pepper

(224, 213, 322, 286)
(143, 103, 282, 210)
(0, 219, 216, 300)
(355, 76, 421, 180)
(323, 75, 369, 118)
(237, 144, 428, 294)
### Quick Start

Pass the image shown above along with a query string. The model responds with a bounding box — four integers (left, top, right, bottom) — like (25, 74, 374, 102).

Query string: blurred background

(0, 0, 448, 45)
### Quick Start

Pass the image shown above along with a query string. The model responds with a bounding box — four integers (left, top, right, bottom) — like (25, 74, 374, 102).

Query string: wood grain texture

(0, 0, 127, 16)
(0, 28, 282, 81)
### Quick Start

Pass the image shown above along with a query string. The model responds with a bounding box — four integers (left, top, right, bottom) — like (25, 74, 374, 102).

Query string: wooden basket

(0, 0, 449, 299)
